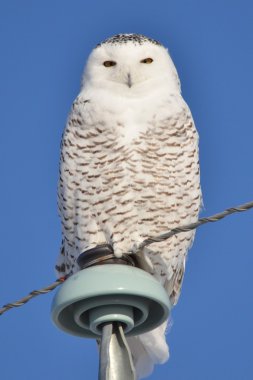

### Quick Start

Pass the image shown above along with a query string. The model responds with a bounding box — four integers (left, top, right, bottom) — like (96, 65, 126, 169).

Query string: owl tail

(126, 321, 169, 379)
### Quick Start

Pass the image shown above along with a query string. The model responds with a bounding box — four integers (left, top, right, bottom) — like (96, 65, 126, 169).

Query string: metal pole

(99, 322, 136, 380)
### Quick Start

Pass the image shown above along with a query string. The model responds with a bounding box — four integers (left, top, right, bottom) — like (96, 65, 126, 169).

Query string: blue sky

(0, 1, 253, 379)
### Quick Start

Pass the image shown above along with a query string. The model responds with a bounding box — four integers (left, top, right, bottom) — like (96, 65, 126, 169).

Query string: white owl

(56, 34, 201, 378)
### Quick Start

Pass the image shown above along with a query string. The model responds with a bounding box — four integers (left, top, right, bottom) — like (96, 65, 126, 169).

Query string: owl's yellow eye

(140, 58, 153, 64)
(103, 61, 117, 67)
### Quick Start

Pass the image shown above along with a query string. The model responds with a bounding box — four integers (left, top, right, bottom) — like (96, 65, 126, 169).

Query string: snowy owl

(56, 33, 201, 378)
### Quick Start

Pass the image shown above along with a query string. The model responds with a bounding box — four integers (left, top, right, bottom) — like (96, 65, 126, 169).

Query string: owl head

(82, 34, 181, 97)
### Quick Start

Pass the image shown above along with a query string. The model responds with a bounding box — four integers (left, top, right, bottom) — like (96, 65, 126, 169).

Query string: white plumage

(56, 34, 201, 378)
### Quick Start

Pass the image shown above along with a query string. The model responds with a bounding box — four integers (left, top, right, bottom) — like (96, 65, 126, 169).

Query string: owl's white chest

(116, 104, 152, 144)
(82, 89, 183, 145)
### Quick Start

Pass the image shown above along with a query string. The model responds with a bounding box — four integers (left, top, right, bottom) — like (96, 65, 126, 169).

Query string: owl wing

(56, 96, 90, 276)
(163, 243, 189, 306)
(140, 107, 201, 306)
(166, 110, 201, 305)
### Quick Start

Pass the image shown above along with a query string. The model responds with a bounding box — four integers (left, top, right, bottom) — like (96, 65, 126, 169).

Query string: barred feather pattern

(56, 93, 201, 303)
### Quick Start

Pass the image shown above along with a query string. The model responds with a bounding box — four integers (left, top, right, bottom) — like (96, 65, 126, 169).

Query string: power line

(1, 200, 253, 317)
(0, 277, 67, 316)
(138, 200, 253, 250)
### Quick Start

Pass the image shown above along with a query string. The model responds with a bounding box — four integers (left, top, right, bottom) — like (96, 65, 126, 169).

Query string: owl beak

(127, 73, 132, 88)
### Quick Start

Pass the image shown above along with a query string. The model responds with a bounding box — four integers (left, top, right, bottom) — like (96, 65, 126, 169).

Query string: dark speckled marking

(96, 33, 162, 48)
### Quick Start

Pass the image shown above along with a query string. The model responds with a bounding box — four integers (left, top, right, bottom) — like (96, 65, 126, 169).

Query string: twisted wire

(138, 200, 253, 250)
(1, 200, 253, 317)
(0, 277, 67, 316)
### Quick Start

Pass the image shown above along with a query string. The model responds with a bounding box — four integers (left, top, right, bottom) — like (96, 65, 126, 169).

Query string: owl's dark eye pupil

(103, 61, 116, 67)
(141, 58, 153, 64)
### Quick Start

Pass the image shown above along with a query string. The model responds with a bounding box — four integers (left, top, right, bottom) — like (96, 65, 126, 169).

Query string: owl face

(83, 34, 180, 96)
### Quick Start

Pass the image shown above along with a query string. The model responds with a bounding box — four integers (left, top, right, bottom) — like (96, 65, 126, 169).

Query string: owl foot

(77, 244, 138, 269)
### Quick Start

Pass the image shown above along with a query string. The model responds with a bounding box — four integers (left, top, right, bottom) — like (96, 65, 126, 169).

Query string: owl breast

(57, 89, 201, 287)
(64, 93, 200, 258)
